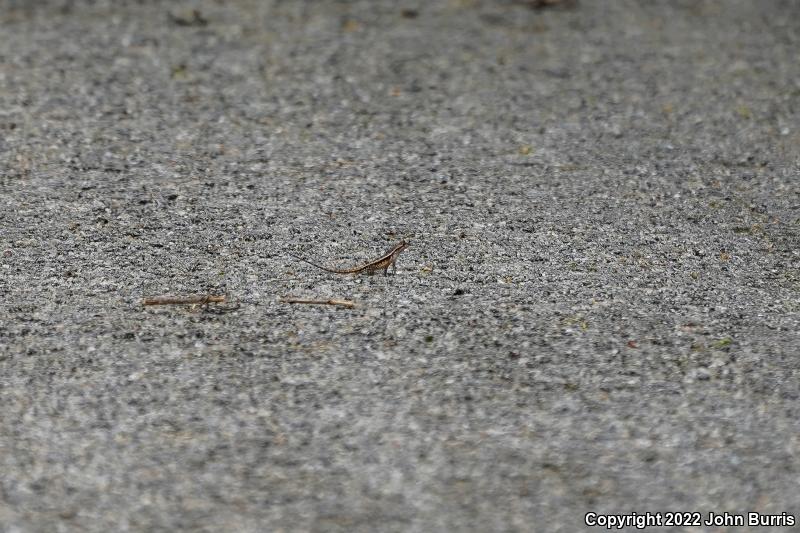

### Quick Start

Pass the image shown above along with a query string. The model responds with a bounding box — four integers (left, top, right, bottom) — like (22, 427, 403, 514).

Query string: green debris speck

(735, 104, 752, 119)
(713, 338, 732, 348)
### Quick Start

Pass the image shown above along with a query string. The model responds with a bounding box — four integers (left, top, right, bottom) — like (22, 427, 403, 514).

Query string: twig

(280, 298, 355, 308)
(523, 0, 577, 8)
(142, 295, 226, 306)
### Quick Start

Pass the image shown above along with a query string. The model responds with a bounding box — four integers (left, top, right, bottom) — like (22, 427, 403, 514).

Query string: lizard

(290, 239, 410, 276)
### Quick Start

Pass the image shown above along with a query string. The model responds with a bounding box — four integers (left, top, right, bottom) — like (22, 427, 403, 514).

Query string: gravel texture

(1, 0, 799, 531)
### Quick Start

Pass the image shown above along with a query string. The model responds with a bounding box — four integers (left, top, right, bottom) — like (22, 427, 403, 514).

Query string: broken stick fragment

(279, 298, 355, 308)
(142, 295, 226, 306)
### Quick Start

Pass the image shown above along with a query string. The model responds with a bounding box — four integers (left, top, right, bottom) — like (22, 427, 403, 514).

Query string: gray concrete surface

(1, 0, 800, 531)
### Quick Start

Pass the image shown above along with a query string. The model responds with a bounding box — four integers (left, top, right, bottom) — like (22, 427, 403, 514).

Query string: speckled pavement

(1, 1, 799, 531)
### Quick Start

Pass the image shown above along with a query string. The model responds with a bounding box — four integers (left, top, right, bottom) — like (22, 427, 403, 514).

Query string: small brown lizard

(291, 239, 410, 276)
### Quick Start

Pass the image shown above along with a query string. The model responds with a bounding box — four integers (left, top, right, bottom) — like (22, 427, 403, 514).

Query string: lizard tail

(289, 253, 350, 274)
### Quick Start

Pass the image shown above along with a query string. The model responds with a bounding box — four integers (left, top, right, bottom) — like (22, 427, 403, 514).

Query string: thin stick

(280, 298, 355, 308)
(142, 295, 226, 306)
